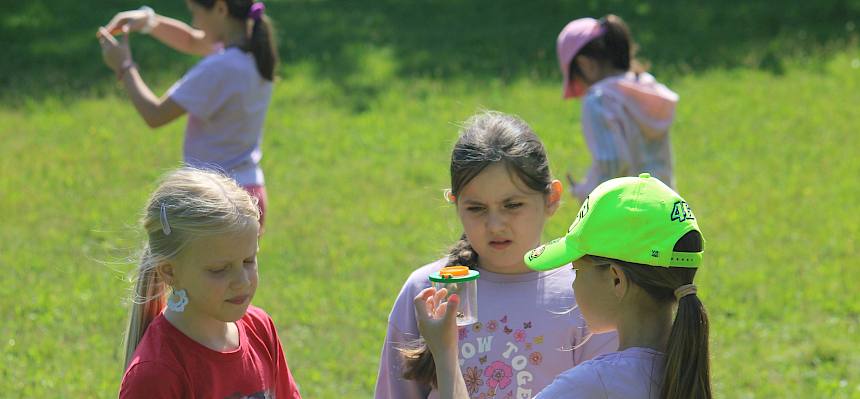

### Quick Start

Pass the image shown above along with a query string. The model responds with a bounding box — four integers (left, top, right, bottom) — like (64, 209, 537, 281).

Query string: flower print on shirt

(457, 314, 564, 399)
(514, 329, 527, 343)
(463, 366, 484, 395)
(478, 387, 496, 399)
(484, 361, 513, 390)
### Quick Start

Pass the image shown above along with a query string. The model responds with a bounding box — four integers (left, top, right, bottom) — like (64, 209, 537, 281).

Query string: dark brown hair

(192, 0, 279, 80)
(591, 230, 711, 399)
(399, 111, 554, 387)
(568, 14, 646, 82)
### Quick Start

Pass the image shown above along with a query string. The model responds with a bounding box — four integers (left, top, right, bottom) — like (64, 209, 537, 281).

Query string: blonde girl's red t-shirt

(120, 305, 301, 399)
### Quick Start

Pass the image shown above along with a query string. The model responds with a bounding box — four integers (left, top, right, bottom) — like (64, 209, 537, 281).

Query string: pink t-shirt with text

(375, 258, 617, 399)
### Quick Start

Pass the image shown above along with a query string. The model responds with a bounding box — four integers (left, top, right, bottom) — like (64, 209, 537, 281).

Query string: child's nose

(486, 211, 506, 232)
(231, 267, 253, 289)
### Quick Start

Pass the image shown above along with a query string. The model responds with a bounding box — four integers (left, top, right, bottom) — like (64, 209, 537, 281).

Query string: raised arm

(103, 8, 215, 56)
(413, 288, 470, 399)
(98, 28, 185, 128)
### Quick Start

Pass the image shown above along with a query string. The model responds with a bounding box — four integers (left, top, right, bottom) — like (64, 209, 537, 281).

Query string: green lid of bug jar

(428, 266, 480, 326)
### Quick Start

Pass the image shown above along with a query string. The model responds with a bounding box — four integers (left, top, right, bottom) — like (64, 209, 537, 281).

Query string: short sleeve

(167, 57, 235, 120)
(244, 306, 303, 398)
(265, 313, 303, 399)
(119, 361, 185, 399)
(533, 364, 607, 399)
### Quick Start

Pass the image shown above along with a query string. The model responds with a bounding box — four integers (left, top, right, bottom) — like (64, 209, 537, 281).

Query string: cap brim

(524, 236, 584, 271)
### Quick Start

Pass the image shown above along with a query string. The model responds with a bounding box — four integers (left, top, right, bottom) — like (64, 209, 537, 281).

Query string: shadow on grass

(2, 0, 859, 108)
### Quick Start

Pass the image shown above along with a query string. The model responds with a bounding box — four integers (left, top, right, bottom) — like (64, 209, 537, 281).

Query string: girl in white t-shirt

(416, 174, 712, 399)
(97, 1, 277, 227)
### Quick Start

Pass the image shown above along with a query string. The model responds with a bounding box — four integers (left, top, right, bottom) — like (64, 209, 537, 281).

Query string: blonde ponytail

(123, 248, 167, 369)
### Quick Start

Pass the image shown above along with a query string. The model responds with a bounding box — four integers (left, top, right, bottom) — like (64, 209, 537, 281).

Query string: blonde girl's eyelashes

(209, 265, 229, 274)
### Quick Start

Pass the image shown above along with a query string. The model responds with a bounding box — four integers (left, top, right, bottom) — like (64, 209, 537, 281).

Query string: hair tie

(160, 203, 172, 235)
(674, 284, 697, 300)
(248, 2, 265, 21)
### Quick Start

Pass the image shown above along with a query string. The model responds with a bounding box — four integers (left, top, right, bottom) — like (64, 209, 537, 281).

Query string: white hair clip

(160, 203, 172, 235)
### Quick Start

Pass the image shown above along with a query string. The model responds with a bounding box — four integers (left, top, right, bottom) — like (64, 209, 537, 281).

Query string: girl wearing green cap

(415, 174, 711, 399)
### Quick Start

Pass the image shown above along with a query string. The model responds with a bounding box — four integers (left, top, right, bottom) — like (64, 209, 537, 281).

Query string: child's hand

(97, 27, 131, 72)
(103, 10, 152, 36)
(413, 287, 460, 361)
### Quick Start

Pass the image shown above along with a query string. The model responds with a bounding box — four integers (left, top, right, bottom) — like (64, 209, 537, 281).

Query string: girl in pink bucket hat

(557, 15, 680, 202)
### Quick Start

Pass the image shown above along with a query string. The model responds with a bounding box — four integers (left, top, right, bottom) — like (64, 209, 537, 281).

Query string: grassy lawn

(1, 1, 859, 397)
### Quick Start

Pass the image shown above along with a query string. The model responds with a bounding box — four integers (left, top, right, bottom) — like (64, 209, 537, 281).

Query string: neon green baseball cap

(525, 173, 705, 271)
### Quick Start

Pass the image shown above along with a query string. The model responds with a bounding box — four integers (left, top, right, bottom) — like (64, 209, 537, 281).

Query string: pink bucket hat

(557, 18, 606, 99)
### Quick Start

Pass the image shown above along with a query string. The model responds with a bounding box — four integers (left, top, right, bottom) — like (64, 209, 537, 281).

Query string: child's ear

(608, 264, 628, 299)
(575, 56, 599, 84)
(545, 179, 563, 216)
(156, 261, 178, 287)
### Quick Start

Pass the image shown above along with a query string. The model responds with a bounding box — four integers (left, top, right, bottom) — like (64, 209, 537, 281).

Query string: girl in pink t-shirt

(375, 111, 617, 399)
(119, 168, 300, 398)
(415, 174, 712, 399)
(97, 1, 277, 227)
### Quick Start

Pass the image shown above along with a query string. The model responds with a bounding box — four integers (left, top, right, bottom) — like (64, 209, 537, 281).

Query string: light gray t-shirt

(167, 47, 273, 186)
(535, 347, 665, 399)
(374, 258, 617, 399)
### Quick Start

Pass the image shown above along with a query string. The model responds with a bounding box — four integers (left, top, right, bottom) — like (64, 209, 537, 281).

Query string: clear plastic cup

(428, 266, 480, 326)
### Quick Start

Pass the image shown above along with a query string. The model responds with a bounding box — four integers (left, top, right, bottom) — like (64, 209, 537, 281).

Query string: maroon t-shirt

(120, 305, 301, 399)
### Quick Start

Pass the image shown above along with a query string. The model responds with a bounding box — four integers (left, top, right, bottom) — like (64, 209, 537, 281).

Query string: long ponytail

(662, 293, 711, 399)
(191, 0, 280, 80)
(248, 14, 278, 81)
(123, 248, 167, 369)
(592, 230, 711, 399)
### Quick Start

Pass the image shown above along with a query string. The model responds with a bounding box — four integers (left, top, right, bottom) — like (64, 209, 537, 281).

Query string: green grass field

(2, 1, 859, 397)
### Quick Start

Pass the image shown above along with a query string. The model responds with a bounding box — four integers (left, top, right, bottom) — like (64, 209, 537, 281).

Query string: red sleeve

(119, 361, 185, 398)
(254, 307, 302, 399)
(274, 345, 302, 399)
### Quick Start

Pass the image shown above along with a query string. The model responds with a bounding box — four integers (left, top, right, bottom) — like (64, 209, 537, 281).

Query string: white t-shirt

(167, 47, 273, 186)
(535, 347, 665, 399)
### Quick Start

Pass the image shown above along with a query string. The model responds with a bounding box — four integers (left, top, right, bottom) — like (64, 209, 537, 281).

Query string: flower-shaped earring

(167, 288, 189, 312)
